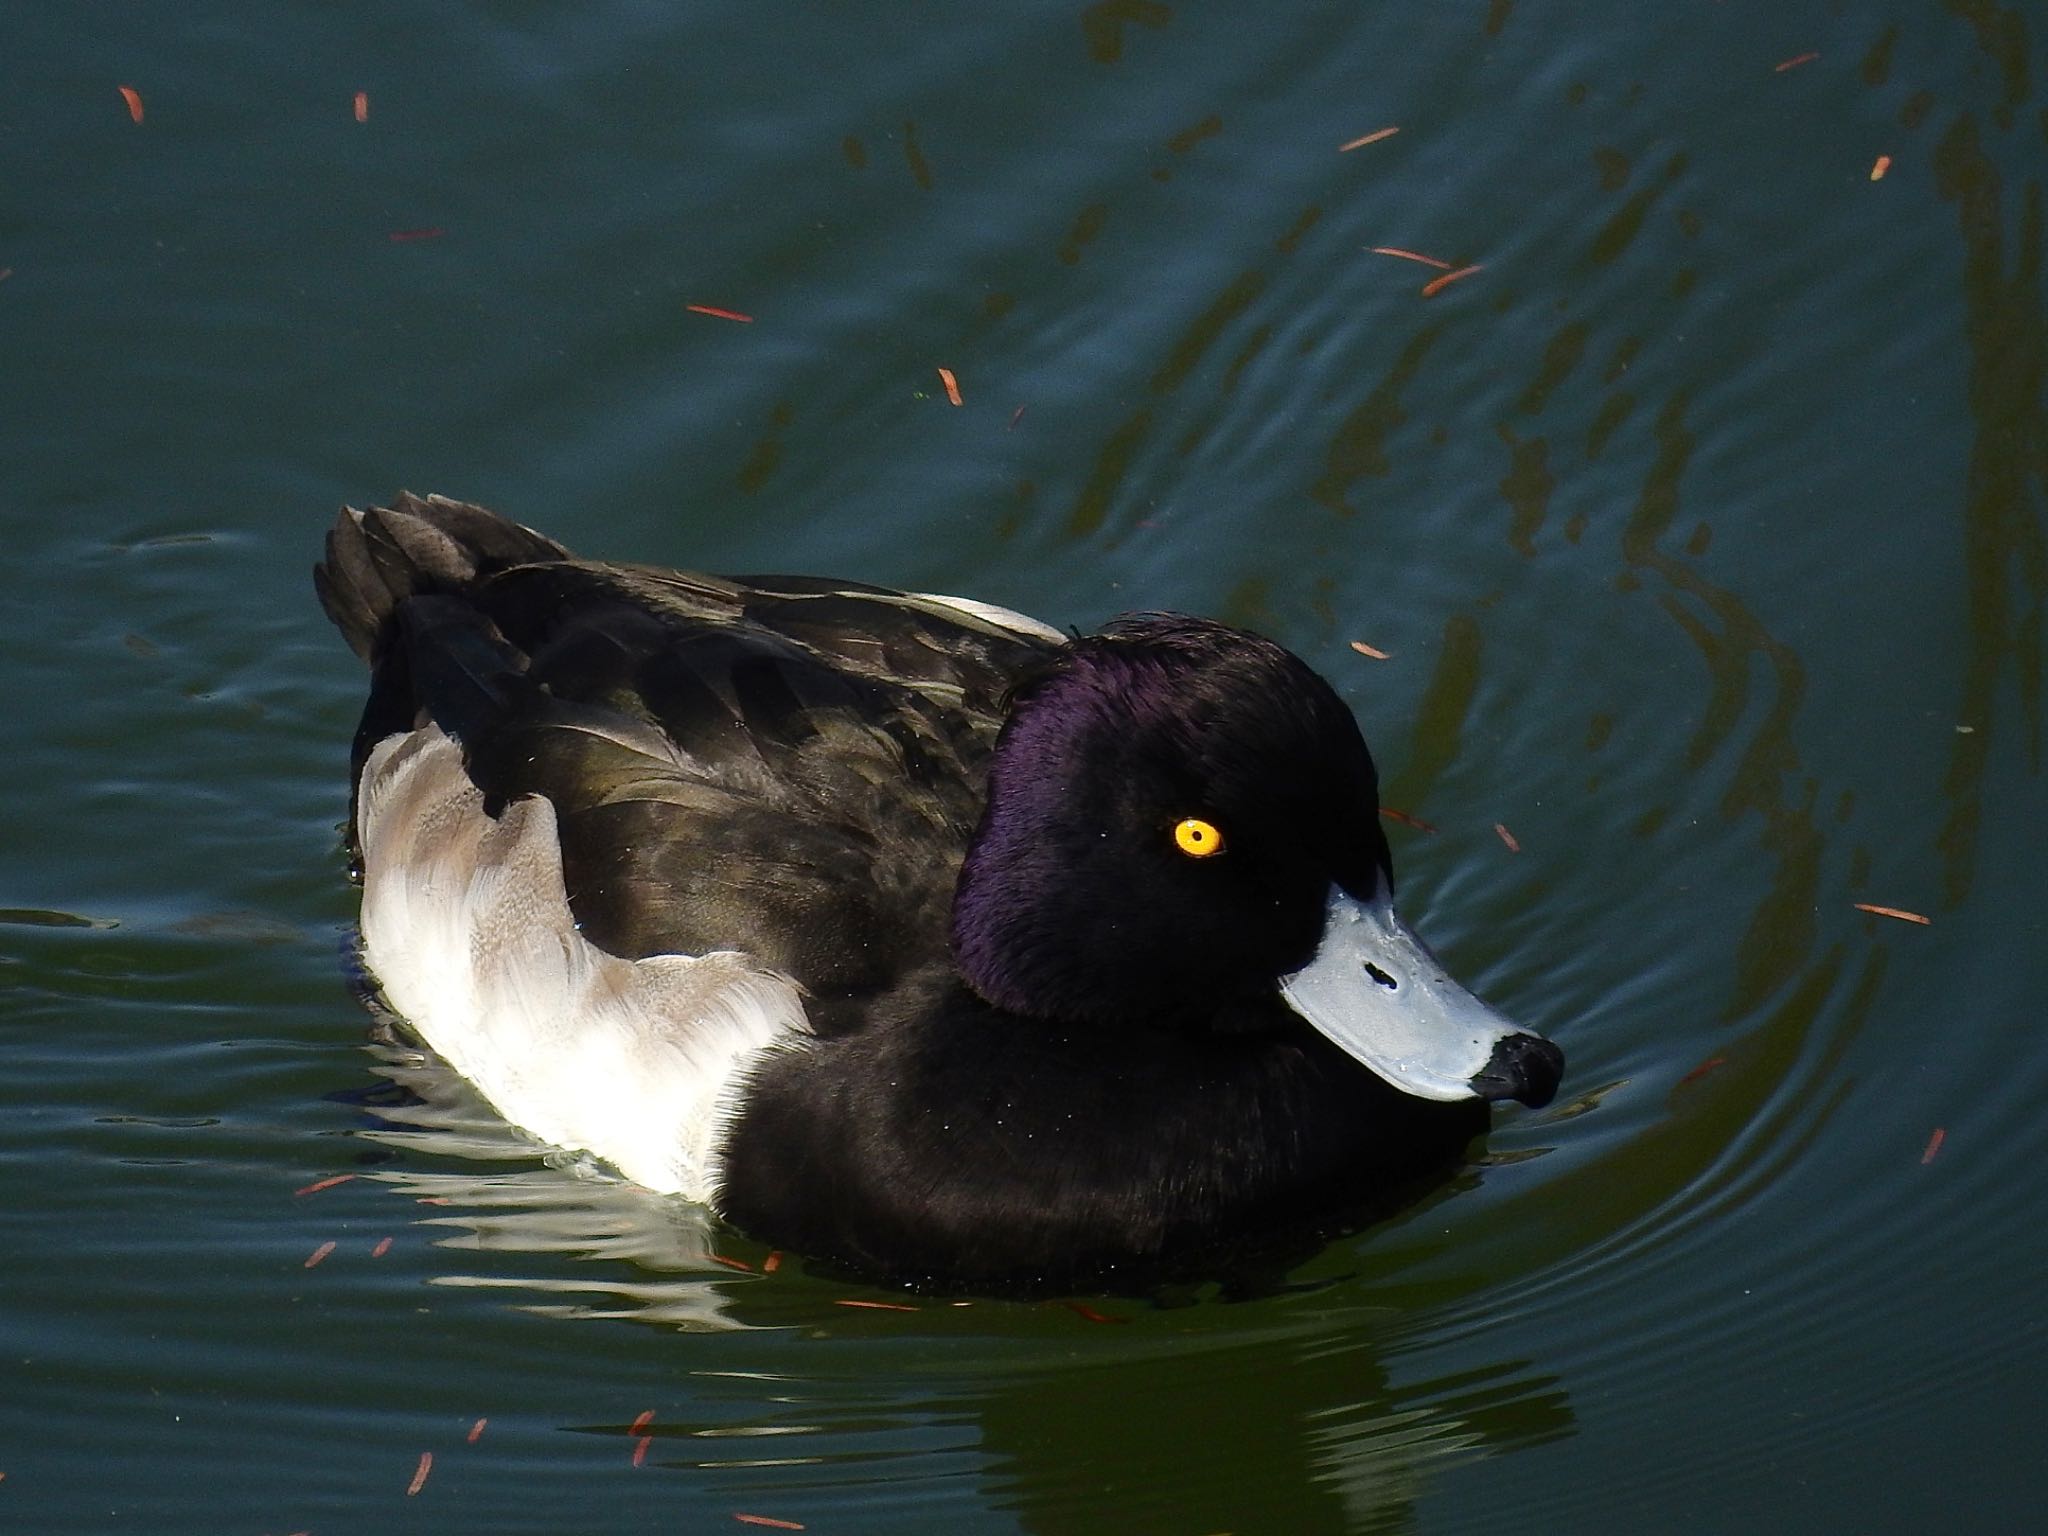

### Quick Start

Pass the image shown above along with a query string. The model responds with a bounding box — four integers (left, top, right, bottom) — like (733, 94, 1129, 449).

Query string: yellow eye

(1173, 817, 1225, 858)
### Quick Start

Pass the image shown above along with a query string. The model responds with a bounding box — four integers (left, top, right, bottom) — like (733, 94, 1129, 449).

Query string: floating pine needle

(833, 1298, 920, 1312)
(406, 1452, 432, 1497)
(762, 1250, 783, 1274)
(416, 1195, 451, 1205)
(293, 1172, 356, 1197)
(1368, 246, 1454, 270)
(1009, 404, 1027, 430)
(1678, 1055, 1727, 1087)
(1853, 902, 1930, 925)
(1349, 640, 1391, 659)
(734, 1518, 807, 1531)
(1774, 51, 1820, 72)
(1494, 822, 1521, 853)
(937, 366, 963, 406)
(119, 85, 144, 123)
(685, 303, 754, 323)
(1870, 155, 1891, 181)
(370, 1236, 393, 1258)
(388, 228, 447, 243)
(708, 1252, 753, 1272)
(1420, 263, 1484, 298)
(629, 1409, 655, 1435)
(1062, 1302, 1129, 1324)
(632, 1436, 652, 1468)
(1339, 126, 1400, 152)
(303, 1241, 337, 1269)
(1921, 1127, 1946, 1165)
(1378, 806, 1439, 834)
(467, 1417, 487, 1444)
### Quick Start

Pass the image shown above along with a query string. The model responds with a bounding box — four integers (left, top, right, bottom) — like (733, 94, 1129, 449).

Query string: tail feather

(315, 493, 571, 662)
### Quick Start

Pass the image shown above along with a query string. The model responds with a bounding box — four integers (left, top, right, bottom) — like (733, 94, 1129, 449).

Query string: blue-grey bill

(1279, 886, 1560, 1106)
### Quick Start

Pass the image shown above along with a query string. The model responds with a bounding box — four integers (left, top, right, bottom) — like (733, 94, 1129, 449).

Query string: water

(4, 2, 2045, 1530)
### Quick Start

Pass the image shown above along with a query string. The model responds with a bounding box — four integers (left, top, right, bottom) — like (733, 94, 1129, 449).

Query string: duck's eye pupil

(1173, 818, 1225, 858)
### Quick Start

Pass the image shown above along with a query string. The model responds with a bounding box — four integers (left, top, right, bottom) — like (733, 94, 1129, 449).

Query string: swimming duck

(316, 493, 1561, 1293)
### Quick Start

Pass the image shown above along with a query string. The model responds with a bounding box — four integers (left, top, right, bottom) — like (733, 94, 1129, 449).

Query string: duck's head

(950, 614, 1562, 1109)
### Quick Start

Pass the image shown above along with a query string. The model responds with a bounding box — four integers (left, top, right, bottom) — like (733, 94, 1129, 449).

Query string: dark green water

(5, 3, 2044, 1530)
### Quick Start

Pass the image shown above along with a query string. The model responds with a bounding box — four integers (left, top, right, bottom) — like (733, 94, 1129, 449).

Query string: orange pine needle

(303, 1241, 337, 1269)
(293, 1173, 356, 1197)
(1494, 822, 1521, 853)
(353, 91, 369, 123)
(833, 1298, 919, 1312)
(406, 1451, 432, 1496)
(1420, 263, 1484, 298)
(632, 1436, 652, 1467)
(370, 1236, 393, 1258)
(1378, 806, 1438, 834)
(1062, 1302, 1129, 1324)
(936, 366, 963, 406)
(119, 86, 144, 124)
(762, 1250, 783, 1273)
(708, 1253, 753, 1272)
(1921, 1127, 1946, 1165)
(1853, 902, 1930, 925)
(466, 1417, 487, 1444)
(1775, 52, 1819, 73)
(1678, 1055, 1727, 1087)
(686, 303, 753, 322)
(1338, 126, 1400, 152)
(1870, 155, 1891, 181)
(1348, 640, 1391, 659)
(1368, 246, 1454, 270)
(629, 1409, 655, 1434)
(734, 1517, 807, 1531)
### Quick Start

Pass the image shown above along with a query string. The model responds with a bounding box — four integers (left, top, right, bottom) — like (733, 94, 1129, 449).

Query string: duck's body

(319, 494, 1561, 1292)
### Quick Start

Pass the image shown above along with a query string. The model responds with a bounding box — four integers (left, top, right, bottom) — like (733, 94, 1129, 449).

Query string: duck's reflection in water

(339, 1039, 1573, 1532)
(343, 1037, 747, 1330)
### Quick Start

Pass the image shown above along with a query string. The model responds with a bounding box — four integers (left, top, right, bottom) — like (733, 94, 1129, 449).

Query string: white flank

(354, 727, 810, 1201)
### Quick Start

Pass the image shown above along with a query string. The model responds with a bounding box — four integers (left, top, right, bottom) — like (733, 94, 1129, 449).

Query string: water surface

(4, 3, 2045, 1531)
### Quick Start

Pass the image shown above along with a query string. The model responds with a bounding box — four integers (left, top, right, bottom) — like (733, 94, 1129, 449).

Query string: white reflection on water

(351, 1036, 752, 1331)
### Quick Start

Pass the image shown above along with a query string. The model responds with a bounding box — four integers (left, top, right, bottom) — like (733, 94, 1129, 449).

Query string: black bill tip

(1470, 1032, 1565, 1109)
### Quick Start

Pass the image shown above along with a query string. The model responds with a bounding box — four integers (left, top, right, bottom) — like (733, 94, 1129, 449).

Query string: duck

(315, 493, 1562, 1293)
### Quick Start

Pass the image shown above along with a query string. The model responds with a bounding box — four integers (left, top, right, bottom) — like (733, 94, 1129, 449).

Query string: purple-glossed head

(949, 614, 1562, 1109)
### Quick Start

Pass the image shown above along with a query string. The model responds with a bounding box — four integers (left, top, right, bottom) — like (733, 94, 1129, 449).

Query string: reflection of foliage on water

(1928, 101, 2046, 910)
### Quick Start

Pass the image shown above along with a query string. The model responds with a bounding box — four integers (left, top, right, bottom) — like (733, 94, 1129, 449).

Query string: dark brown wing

(317, 495, 1063, 1010)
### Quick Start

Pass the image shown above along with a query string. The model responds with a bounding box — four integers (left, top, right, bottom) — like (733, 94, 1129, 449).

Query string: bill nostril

(1364, 963, 1397, 990)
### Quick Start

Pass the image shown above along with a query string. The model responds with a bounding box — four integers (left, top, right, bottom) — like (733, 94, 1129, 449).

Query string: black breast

(717, 977, 1489, 1293)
